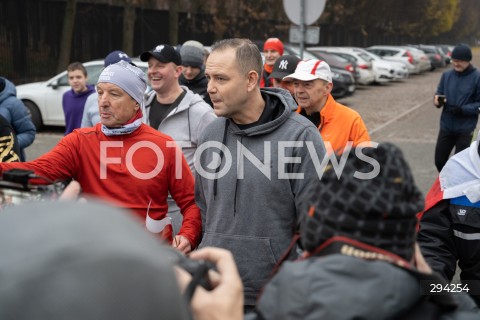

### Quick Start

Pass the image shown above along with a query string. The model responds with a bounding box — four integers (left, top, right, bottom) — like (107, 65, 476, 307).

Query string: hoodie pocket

(200, 232, 277, 295)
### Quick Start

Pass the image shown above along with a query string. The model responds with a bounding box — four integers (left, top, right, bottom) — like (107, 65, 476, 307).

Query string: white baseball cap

(283, 59, 332, 83)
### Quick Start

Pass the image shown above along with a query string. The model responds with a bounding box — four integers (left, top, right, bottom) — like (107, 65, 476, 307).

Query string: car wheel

(22, 100, 43, 130)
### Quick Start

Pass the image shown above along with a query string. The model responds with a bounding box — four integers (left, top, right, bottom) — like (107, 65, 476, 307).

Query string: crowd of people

(0, 38, 479, 319)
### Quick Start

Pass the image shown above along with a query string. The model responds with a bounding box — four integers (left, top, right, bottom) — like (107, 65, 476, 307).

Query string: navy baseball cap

(104, 50, 133, 67)
(140, 44, 182, 65)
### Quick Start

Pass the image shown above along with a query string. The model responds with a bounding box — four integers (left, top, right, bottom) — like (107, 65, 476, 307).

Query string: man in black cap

(140, 44, 215, 236)
(433, 43, 480, 171)
(268, 54, 300, 100)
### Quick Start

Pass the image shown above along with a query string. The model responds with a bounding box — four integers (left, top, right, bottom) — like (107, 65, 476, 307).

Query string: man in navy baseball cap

(104, 50, 134, 67)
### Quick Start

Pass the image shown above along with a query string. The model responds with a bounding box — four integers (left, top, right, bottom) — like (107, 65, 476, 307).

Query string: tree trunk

(57, 0, 77, 73)
(169, 0, 179, 45)
(123, 1, 136, 56)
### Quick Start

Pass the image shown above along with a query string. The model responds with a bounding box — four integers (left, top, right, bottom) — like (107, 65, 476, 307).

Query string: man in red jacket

(0, 61, 201, 253)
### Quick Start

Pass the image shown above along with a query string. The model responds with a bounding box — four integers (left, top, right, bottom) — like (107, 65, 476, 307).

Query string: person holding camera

(433, 43, 480, 172)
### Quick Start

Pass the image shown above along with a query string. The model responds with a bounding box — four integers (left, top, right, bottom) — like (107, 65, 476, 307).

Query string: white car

(350, 47, 409, 80)
(17, 59, 148, 129)
(309, 47, 376, 85)
(366, 45, 421, 75)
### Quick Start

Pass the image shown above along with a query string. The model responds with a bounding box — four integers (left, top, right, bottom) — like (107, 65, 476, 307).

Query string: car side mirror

(49, 79, 60, 90)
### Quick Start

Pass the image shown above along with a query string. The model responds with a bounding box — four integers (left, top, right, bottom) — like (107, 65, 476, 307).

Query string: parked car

(306, 49, 359, 82)
(435, 44, 454, 58)
(433, 44, 453, 65)
(350, 47, 409, 80)
(309, 47, 376, 85)
(402, 46, 431, 73)
(330, 67, 356, 99)
(407, 44, 445, 70)
(366, 45, 421, 75)
(17, 58, 148, 129)
(309, 50, 357, 76)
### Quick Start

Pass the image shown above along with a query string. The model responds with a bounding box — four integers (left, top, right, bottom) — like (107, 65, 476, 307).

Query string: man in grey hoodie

(141, 44, 216, 237)
(196, 38, 326, 310)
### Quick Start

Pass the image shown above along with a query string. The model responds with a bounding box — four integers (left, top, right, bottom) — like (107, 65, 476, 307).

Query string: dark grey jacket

(248, 254, 479, 320)
(195, 88, 326, 305)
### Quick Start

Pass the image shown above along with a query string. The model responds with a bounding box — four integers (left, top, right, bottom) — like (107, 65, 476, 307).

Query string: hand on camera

(175, 247, 244, 320)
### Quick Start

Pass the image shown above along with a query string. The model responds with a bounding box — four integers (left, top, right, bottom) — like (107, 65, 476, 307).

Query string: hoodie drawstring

(213, 120, 230, 200)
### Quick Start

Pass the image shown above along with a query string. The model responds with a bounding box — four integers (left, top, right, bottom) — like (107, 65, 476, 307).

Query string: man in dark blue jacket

(433, 43, 480, 171)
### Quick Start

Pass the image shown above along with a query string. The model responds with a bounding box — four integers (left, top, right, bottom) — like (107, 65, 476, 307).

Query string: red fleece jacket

(0, 124, 202, 247)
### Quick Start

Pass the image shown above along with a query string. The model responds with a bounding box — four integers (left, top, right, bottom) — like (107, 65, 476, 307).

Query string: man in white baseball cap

(284, 59, 370, 154)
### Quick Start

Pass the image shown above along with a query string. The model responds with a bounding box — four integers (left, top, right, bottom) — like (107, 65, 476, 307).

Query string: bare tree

(57, 0, 77, 73)
(123, 0, 136, 55)
(169, 0, 179, 45)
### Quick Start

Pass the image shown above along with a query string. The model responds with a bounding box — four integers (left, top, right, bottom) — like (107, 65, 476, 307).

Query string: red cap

(263, 38, 284, 55)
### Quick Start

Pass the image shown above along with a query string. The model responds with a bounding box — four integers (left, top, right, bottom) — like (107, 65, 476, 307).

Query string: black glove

(445, 104, 463, 115)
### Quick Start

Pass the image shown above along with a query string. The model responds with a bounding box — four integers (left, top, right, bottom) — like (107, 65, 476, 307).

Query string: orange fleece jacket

(297, 94, 370, 154)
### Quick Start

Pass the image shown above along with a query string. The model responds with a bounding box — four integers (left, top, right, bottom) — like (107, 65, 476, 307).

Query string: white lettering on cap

(279, 59, 288, 70)
(154, 45, 165, 52)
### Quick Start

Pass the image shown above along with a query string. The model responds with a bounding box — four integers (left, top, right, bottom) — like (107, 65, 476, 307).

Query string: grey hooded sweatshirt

(143, 86, 216, 173)
(144, 87, 216, 220)
(195, 88, 326, 305)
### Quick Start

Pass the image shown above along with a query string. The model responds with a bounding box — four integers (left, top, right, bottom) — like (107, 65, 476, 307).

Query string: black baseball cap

(269, 55, 301, 80)
(140, 44, 182, 65)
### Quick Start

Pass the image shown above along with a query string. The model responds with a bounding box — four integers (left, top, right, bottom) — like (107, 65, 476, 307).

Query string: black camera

(169, 249, 216, 303)
(0, 169, 67, 207)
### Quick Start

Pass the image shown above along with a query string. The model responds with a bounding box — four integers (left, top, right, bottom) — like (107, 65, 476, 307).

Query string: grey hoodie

(195, 88, 326, 305)
(144, 87, 216, 218)
(143, 86, 216, 172)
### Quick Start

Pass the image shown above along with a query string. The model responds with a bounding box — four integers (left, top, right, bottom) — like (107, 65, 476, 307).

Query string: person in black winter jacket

(433, 43, 480, 171)
(418, 133, 480, 307)
(179, 40, 213, 107)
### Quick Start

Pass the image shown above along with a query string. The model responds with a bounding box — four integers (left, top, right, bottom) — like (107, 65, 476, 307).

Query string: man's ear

(246, 70, 259, 92)
(134, 101, 140, 111)
(175, 65, 184, 77)
(325, 81, 333, 95)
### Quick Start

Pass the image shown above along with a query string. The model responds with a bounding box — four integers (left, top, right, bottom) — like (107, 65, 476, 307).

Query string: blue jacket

(0, 78, 36, 161)
(436, 65, 480, 134)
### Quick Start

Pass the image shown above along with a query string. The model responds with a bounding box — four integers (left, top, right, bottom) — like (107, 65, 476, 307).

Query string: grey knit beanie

(98, 60, 146, 106)
(180, 41, 205, 68)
